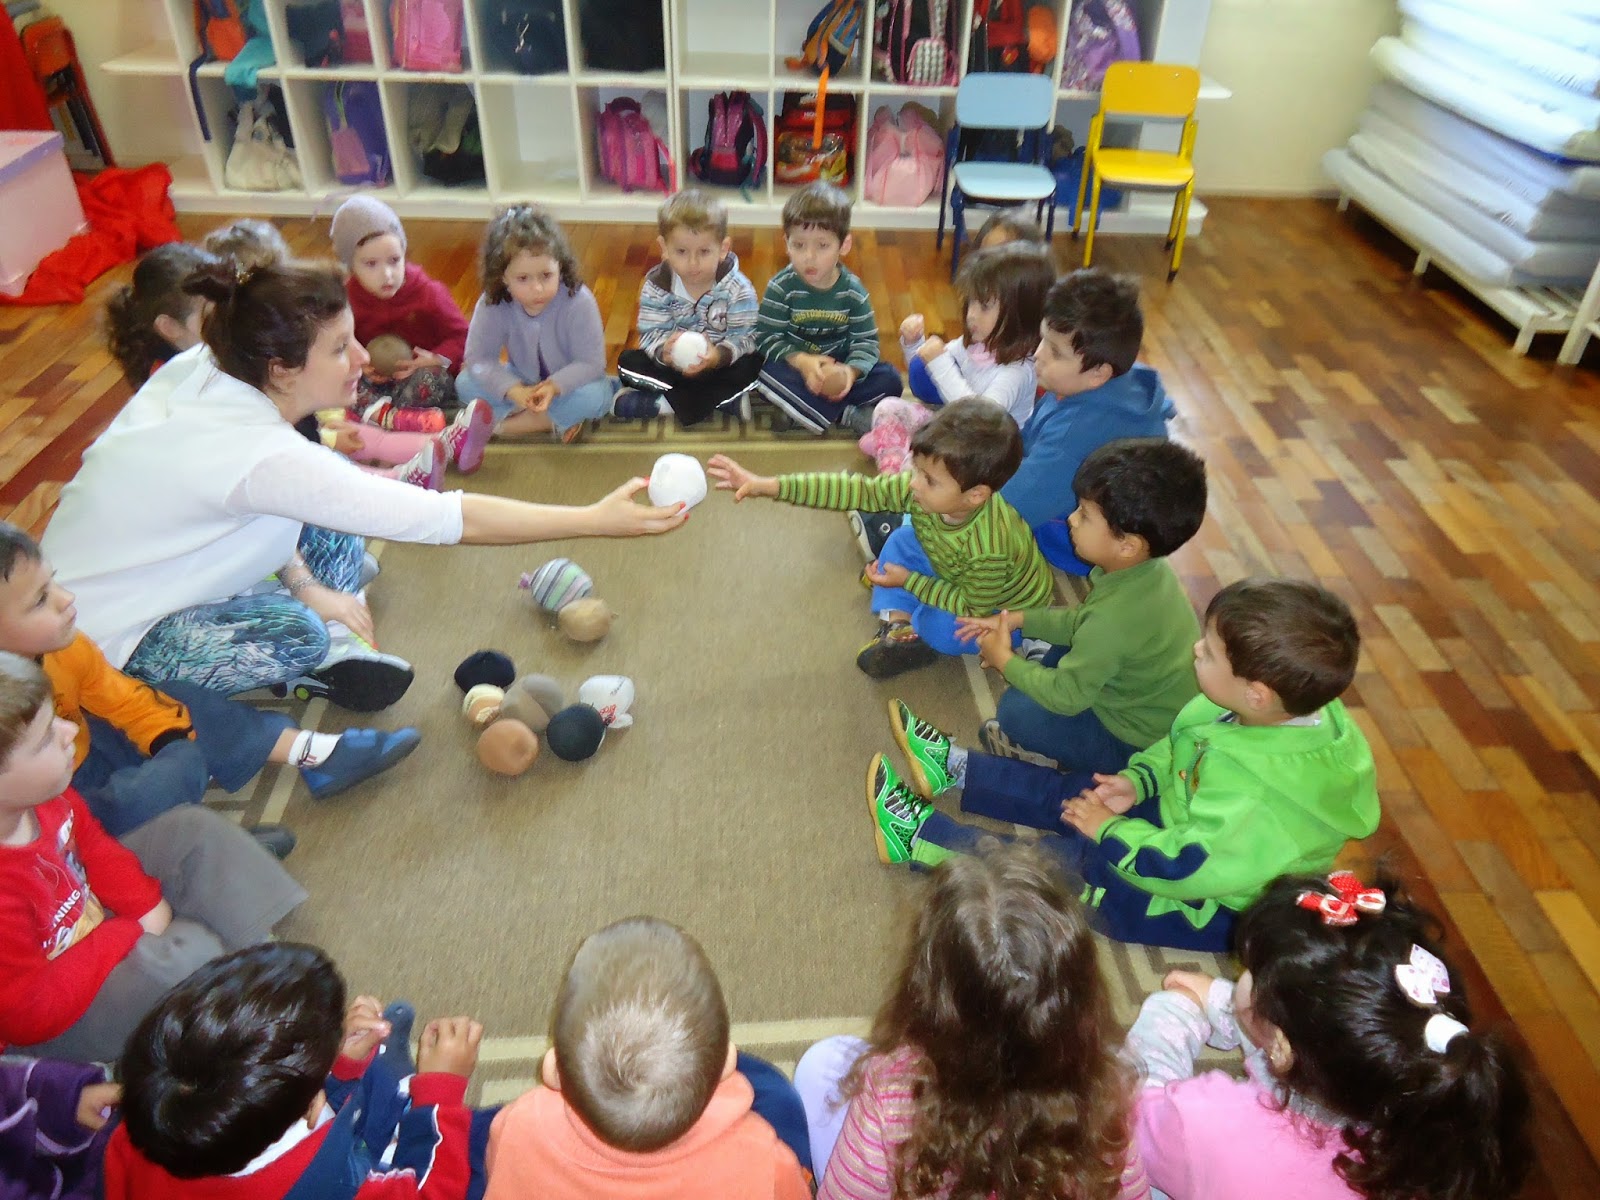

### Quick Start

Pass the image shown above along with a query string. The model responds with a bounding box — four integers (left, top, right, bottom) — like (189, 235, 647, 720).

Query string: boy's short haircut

(910, 397, 1025, 493)
(118, 943, 346, 1178)
(780, 182, 852, 241)
(1073, 438, 1206, 558)
(0, 651, 51, 767)
(0, 521, 41, 583)
(551, 917, 730, 1153)
(1042, 269, 1143, 377)
(658, 188, 728, 241)
(1205, 578, 1360, 716)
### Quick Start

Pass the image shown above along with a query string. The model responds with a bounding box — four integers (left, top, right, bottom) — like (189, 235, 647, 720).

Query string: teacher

(42, 259, 685, 711)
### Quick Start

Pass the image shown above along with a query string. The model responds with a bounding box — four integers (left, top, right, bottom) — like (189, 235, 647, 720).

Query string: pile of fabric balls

(454, 650, 635, 777)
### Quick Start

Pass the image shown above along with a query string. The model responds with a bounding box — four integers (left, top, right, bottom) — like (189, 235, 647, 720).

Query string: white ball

(647, 453, 708, 510)
(668, 330, 710, 370)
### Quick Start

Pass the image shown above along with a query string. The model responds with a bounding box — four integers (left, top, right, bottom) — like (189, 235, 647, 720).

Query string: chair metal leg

(1072, 152, 1091, 239)
(1165, 189, 1183, 250)
(936, 180, 949, 250)
(1168, 183, 1195, 280)
(1043, 195, 1056, 239)
(949, 193, 965, 281)
(1082, 175, 1103, 267)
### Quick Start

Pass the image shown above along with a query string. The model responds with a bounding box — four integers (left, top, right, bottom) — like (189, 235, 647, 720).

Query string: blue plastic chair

(936, 72, 1058, 280)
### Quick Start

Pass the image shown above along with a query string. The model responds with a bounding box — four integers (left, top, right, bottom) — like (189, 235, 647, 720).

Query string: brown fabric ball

(558, 598, 614, 643)
(477, 719, 539, 776)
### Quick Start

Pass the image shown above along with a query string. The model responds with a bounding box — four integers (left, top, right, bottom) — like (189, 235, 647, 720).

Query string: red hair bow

(1296, 871, 1386, 927)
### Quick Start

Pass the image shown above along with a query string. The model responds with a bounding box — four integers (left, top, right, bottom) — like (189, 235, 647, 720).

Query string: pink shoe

(441, 398, 493, 474)
(391, 439, 443, 490)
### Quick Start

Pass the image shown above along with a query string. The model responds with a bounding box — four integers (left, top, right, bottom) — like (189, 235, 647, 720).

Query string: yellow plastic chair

(1073, 62, 1201, 280)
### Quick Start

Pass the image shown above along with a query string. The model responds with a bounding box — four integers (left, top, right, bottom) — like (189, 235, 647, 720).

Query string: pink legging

(341, 424, 431, 474)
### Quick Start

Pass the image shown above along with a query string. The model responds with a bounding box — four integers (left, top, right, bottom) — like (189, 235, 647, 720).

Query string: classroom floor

(2, 197, 1598, 1195)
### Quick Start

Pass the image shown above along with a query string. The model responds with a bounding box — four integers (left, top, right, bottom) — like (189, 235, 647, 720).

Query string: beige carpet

(216, 439, 1229, 1100)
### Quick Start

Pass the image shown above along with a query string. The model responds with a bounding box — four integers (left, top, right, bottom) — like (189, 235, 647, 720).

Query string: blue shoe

(611, 387, 659, 420)
(381, 1000, 416, 1071)
(301, 727, 421, 802)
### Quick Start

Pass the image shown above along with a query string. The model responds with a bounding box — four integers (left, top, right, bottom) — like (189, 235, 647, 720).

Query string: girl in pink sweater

(1127, 871, 1533, 1200)
(794, 843, 1149, 1200)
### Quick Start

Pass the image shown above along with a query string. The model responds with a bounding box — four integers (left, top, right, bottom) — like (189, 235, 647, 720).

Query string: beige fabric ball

(462, 684, 505, 729)
(558, 598, 614, 643)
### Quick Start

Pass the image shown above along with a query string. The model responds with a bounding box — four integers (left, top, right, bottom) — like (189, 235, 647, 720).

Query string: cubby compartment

(677, 88, 772, 204)
(282, 76, 396, 193)
(774, 0, 868, 89)
(473, 0, 570, 78)
(856, 94, 952, 216)
(577, 84, 675, 204)
(673, 0, 770, 87)
(382, 79, 488, 197)
(273, 1, 377, 71)
(372, 0, 472, 75)
(772, 86, 858, 192)
(191, 75, 309, 194)
(572, 0, 669, 81)
(478, 78, 583, 200)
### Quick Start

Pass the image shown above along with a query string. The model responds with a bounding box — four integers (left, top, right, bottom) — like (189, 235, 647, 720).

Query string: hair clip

(1395, 943, 1451, 1007)
(1296, 871, 1386, 927)
(1424, 1012, 1469, 1054)
(235, 263, 257, 286)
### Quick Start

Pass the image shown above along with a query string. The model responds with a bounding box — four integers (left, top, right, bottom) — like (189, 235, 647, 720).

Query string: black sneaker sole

(305, 660, 415, 712)
(856, 635, 940, 680)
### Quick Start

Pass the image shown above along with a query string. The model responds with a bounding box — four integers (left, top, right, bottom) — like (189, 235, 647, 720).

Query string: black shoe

(841, 402, 878, 436)
(381, 1000, 416, 1071)
(283, 646, 415, 712)
(856, 621, 940, 680)
(249, 823, 297, 860)
(849, 510, 900, 560)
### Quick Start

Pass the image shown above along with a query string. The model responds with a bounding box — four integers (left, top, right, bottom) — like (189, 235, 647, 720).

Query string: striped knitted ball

(519, 558, 594, 614)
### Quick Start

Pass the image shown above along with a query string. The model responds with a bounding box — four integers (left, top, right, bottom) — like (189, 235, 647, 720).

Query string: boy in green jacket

(955, 437, 1206, 773)
(867, 578, 1380, 951)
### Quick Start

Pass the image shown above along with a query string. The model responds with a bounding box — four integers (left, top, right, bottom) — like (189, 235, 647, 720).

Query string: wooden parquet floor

(4, 198, 1600, 1195)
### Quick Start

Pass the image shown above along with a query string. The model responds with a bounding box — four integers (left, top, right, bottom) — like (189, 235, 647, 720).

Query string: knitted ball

(454, 650, 516, 693)
(462, 684, 505, 728)
(500, 673, 565, 733)
(647, 453, 707, 510)
(518, 558, 593, 615)
(558, 597, 614, 643)
(545, 704, 607, 762)
(366, 333, 412, 377)
(477, 719, 540, 776)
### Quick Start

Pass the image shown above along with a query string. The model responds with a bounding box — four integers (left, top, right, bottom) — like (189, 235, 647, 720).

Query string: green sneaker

(867, 753, 931, 865)
(888, 699, 956, 799)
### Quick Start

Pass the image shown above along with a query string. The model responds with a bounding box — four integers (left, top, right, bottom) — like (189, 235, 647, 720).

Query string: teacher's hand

(301, 583, 379, 647)
(587, 477, 689, 537)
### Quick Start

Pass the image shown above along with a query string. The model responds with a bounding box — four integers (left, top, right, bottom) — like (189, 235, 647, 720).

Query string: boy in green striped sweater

(707, 398, 1052, 679)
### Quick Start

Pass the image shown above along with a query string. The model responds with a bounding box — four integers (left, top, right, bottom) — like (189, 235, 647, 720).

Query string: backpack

(774, 88, 856, 185)
(487, 0, 566, 74)
(323, 81, 390, 185)
(968, 0, 1027, 72)
(1061, 0, 1140, 91)
(872, 0, 956, 87)
(689, 92, 767, 191)
(864, 104, 944, 206)
(190, 0, 250, 139)
(578, 0, 665, 72)
(341, 0, 373, 62)
(287, 0, 344, 67)
(596, 98, 675, 194)
(225, 96, 302, 190)
(787, 0, 863, 76)
(391, 0, 464, 72)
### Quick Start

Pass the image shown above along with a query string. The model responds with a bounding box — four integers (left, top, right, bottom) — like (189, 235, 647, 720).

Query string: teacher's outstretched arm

(459, 477, 688, 544)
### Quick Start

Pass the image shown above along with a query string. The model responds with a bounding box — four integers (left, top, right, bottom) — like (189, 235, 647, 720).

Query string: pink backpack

(391, 0, 463, 72)
(597, 97, 676, 194)
(864, 104, 945, 207)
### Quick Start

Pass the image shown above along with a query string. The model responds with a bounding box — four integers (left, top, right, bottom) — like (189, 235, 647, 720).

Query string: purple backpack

(324, 81, 391, 185)
(596, 98, 675, 194)
(1062, 0, 1140, 91)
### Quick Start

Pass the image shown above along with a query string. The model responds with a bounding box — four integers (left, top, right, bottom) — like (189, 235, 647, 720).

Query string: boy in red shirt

(0, 653, 305, 1062)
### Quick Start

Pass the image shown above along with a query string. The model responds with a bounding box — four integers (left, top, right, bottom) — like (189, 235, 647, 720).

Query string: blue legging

(870, 525, 1019, 657)
(456, 368, 615, 437)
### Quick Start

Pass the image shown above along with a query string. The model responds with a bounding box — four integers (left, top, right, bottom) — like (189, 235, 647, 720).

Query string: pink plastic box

(0, 130, 88, 297)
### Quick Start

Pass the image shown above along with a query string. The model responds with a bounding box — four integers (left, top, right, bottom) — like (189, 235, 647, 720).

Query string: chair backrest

(955, 71, 1055, 130)
(1098, 62, 1200, 120)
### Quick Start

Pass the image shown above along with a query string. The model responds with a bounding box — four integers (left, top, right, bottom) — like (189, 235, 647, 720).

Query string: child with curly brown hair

(458, 205, 615, 444)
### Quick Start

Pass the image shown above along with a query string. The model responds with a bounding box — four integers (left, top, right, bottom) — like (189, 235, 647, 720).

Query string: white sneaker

(391, 439, 443, 491)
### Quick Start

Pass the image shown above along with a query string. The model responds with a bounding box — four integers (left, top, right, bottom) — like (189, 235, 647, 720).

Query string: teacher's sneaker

(285, 638, 414, 712)
(889, 699, 957, 798)
(390, 439, 442, 491)
(868, 754, 930, 865)
(248, 823, 297, 860)
(856, 620, 938, 681)
(441, 398, 493, 474)
(301, 726, 421, 801)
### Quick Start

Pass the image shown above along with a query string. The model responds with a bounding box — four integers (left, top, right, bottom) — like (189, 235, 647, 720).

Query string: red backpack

(968, 0, 1028, 71)
(689, 92, 767, 192)
(391, 0, 464, 72)
(596, 98, 675, 194)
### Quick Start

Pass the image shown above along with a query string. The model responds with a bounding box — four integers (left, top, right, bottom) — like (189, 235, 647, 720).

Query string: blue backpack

(323, 81, 390, 185)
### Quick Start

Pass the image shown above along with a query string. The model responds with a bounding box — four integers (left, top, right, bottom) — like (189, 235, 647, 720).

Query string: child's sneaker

(867, 753, 931, 864)
(441, 398, 493, 474)
(300, 726, 421, 800)
(856, 620, 939, 680)
(888, 699, 958, 798)
(363, 398, 445, 433)
(611, 388, 658, 421)
(978, 718, 1060, 769)
(280, 636, 414, 712)
(390, 439, 443, 491)
(848, 510, 900, 561)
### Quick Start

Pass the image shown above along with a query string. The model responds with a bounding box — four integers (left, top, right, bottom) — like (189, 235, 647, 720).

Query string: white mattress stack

(1323, 0, 1600, 289)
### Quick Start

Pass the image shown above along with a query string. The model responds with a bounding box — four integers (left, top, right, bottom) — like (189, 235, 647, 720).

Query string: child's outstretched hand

(1162, 969, 1216, 1010)
(75, 1081, 120, 1131)
(899, 314, 925, 342)
(973, 623, 1014, 672)
(1060, 795, 1116, 838)
(864, 559, 910, 588)
(707, 454, 777, 501)
(417, 1015, 484, 1078)
(341, 995, 392, 1062)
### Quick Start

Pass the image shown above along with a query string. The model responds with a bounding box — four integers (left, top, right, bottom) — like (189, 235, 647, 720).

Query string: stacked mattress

(1324, 0, 1600, 288)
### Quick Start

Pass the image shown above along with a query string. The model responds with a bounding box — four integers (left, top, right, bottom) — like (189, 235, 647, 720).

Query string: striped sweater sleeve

(756, 273, 799, 361)
(904, 553, 1023, 616)
(904, 505, 1054, 616)
(721, 270, 760, 360)
(817, 1061, 913, 1200)
(777, 471, 914, 513)
(841, 279, 882, 374)
(636, 279, 678, 359)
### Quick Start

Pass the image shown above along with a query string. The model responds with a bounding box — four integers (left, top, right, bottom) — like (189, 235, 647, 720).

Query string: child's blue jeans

(457, 369, 615, 437)
(997, 643, 1143, 773)
(871, 525, 1020, 657)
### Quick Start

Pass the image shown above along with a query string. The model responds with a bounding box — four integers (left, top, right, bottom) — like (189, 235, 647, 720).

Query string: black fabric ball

(546, 704, 607, 761)
(454, 650, 516, 693)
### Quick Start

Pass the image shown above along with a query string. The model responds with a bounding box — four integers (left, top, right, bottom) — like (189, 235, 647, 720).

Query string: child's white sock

(290, 730, 341, 768)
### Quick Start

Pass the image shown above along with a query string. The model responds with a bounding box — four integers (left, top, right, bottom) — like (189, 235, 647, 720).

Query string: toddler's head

(202, 218, 291, 276)
(974, 210, 1047, 252)
(330, 195, 408, 300)
(1067, 437, 1206, 571)
(481, 204, 581, 317)
(0, 522, 76, 658)
(780, 182, 853, 290)
(1235, 873, 1532, 1200)
(1196, 578, 1359, 721)
(1036, 269, 1142, 397)
(104, 242, 223, 386)
(0, 652, 74, 815)
(954, 242, 1054, 365)
(657, 188, 731, 294)
(546, 917, 731, 1152)
(118, 943, 347, 1178)
(905, 397, 1023, 517)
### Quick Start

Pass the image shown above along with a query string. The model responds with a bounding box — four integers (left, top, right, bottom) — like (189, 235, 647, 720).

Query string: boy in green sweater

(868, 578, 1380, 951)
(707, 399, 1052, 679)
(957, 437, 1206, 773)
(753, 182, 902, 435)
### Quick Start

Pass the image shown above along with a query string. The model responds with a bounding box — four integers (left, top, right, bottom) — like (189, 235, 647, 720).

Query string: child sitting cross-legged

(708, 398, 1053, 680)
(957, 437, 1206, 774)
(484, 916, 814, 1199)
(105, 942, 487, 1199)
(868, 578, 1380, 951)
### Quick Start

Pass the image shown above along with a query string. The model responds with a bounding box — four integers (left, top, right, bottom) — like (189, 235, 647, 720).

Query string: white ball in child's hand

(668, 331, 710, 370)
(648, 453, 708, 510)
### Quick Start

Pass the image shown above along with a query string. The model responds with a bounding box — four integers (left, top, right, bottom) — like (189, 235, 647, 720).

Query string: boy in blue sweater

(1000, 270, 1174, 575)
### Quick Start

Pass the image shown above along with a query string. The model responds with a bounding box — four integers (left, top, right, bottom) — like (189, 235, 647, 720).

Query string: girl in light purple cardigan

(1127, 871, 1533, 1200)
(458, 206, 615, 444)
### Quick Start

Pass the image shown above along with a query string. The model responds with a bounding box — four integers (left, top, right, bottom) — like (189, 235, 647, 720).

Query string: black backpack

(577, 0, 664, 72)
(487, 0, 566, 74)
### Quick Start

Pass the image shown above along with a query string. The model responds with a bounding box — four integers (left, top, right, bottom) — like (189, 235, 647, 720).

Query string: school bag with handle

(189, 0, 250, 140)
(787, 0, 863, 76)
(689, 91, 766, 191)
(774, 82, 856, 185)
(596, 97, 676, 194)
(341, 0, 373, 61)
(323, 80, 390, 185)
(487, 0, 567, 74)
(225, 96, 302, 190)
(968, 0, 1027, 72)
(864, 104, 944, 206)
(872, 0, 957, 87)
(1061, 0, 1141, 91)
(391, 0, 464, 72)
